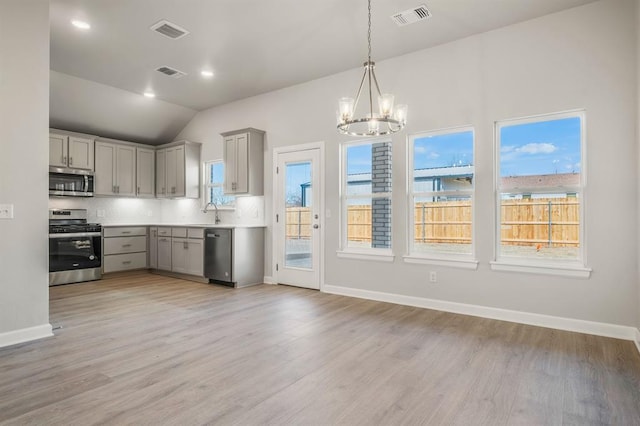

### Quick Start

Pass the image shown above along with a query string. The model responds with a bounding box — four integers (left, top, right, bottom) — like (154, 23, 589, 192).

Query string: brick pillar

(371, 143, 392, 248)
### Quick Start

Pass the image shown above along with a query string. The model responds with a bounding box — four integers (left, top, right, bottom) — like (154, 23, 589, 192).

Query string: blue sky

(413, 131, 473, 170)
(500, 117, 581, 177)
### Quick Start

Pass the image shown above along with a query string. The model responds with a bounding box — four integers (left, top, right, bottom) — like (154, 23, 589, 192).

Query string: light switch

(0, 204, 14, 219)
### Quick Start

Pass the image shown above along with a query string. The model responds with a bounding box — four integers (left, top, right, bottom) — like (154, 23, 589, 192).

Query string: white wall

(0, 0, 51, 341)
(177, 0, 639, 327)
(637, 0, 640, 332)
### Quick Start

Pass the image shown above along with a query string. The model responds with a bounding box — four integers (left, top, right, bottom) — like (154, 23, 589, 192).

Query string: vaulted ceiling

(49, 0, 598, 144)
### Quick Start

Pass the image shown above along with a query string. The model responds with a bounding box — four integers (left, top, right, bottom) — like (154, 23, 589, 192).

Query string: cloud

(515, 143, 557, 155)
(414, 146, 427, 154)
(429, 152, 440, 159)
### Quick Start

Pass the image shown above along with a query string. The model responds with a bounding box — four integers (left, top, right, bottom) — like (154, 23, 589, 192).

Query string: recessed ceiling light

(201, 70, 214, 78)
(71, 20, 91, 30)
(143, 92, 156, 98)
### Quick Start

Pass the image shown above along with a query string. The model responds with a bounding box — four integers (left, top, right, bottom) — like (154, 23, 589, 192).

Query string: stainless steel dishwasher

(204, 228, 233, 284)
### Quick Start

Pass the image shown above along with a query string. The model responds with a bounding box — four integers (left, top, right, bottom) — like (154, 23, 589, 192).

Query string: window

(408, 127, 475, 261)
(495, 111, 585, 267)
(204, 160, 235, 208)
(340, 140, 392, 257)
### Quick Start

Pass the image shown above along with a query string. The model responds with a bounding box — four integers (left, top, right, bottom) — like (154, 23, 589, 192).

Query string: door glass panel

(285, 161, 312, 269)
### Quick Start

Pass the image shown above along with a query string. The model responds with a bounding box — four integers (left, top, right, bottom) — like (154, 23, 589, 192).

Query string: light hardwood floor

(1, 272, 639, 425)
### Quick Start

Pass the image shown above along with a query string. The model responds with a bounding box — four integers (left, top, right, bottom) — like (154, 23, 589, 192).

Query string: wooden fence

(285, 198, 579, 247)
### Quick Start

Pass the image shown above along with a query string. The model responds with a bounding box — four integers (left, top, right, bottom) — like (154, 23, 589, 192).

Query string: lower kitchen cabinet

(156, 227, 172, 271)
(170, 228, 204, 276)
(103, 226, 148, 273)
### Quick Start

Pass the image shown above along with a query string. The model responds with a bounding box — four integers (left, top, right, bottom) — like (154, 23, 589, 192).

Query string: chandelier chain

(367, 0, 372, 63)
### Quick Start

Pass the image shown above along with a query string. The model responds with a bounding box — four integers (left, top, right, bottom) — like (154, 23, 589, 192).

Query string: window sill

(490, 260, 591, 278)
(403, 255, 478, 270)
(336, 249, 395, 262)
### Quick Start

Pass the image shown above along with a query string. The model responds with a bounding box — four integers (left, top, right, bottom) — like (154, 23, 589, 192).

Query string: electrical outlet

(0, 204, 14, 219)
(429, 271, 437, 283)
(97, 209, 106, 218)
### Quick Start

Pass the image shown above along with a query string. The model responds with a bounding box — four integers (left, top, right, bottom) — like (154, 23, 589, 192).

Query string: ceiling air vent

(150, 20, 190, 40)
(156, 66, 187, 79)
(391, 5, 432, 27)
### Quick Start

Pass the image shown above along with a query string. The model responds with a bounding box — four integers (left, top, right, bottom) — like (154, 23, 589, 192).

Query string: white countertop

(100, 223, 266, 229)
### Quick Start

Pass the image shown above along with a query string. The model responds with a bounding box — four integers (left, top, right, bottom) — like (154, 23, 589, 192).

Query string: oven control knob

(89, 255, 95, 260)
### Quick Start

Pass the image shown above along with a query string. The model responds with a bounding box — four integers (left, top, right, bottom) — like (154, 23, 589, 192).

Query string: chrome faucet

(203, 201, 221, 224)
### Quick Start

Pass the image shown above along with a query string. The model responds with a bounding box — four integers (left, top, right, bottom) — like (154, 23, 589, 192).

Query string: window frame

(203, 160, 235, 210)
(337, 138, 394, 262)
(492, 110, 590, 278)
(404, 125, 478, 269)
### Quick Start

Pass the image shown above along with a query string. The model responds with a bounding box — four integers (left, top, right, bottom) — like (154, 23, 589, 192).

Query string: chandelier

(337, 0, 407, 137)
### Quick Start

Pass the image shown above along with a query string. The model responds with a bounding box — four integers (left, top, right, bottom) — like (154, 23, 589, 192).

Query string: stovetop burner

(49, 209, 102, 234)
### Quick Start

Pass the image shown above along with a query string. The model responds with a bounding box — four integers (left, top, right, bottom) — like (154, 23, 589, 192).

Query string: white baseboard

(263, 276, 275, 285)
(0, 323, 53, 349)
(323, 284, 639, 342)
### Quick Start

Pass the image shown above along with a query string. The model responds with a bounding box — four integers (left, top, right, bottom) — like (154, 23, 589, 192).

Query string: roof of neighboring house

(501, 173, 580, 190)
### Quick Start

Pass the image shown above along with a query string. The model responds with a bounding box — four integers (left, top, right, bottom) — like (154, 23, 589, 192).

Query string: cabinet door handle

(122, 244, 132, 248)
(137, 186, 140, 195)
(69, 157, 73, 165)
(113, 185, 116, 193)
(121, 231, 131, 234)
(122, 261, 132, 265)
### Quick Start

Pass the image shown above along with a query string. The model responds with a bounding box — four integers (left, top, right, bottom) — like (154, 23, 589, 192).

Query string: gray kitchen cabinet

(155, 149, 167, 197)
(95, 141, 136, 196)
(149, 227, 158, 269)
(221, 128, 264, 196)
(156, 227, 173, 271)
(155, 141, 201, 199)
(170, 227, 204, 276)
(136, 147, 155, 197)
(102, 226, 148, 273)
(49, 131, 94, 171)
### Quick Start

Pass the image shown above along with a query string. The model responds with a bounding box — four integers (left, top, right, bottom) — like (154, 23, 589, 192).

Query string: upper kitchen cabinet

(136, 147, 155, 198)
(156, 141, 201, 199)
(94, 140, 136, 196)
(49, 131, 94, 171)
(221, 128, 264, 196)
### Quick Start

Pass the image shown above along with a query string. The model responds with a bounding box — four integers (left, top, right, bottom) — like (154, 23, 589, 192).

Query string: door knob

(313, 224, 319, 229)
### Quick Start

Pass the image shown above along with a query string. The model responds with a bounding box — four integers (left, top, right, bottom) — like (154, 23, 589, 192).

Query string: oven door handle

(49, 232, 102, 239)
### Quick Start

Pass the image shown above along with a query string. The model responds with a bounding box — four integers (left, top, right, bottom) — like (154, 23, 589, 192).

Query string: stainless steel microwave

(49, 167, 95, 197)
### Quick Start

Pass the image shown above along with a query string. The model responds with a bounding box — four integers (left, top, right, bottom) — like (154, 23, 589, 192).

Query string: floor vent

(391, 5, 432, 27)
(156, 66, 187, 79)
(150, 20, 190, 39)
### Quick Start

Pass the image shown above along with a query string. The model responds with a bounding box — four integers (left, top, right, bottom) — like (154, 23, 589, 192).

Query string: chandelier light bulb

(378, 94, 394, 118)
(394, 104, 408, 125)
(339, 97, 355, 123)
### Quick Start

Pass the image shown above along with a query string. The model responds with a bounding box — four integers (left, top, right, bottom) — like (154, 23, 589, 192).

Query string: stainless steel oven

(49, 209, 102, 286)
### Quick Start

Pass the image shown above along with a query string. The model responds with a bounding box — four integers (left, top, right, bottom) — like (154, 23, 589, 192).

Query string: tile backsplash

(48, 195, 265, 225)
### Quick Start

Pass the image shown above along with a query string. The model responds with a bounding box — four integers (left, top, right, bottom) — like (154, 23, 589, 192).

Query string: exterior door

(276, 148, 321, 289)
